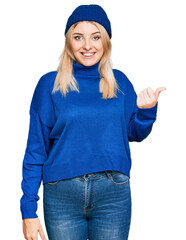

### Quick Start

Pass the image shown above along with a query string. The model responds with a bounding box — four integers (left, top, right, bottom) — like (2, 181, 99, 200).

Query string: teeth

(82, 53, 94, 56)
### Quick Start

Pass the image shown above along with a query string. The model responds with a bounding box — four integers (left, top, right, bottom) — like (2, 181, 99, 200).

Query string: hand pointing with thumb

(137, 87, 166, 109)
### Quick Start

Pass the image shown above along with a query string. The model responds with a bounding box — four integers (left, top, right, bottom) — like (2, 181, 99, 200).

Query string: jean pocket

(46, 180, 60, 186)
(106, 171, 130, 185)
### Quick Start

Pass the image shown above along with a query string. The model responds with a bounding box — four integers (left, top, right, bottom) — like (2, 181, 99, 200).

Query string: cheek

(96, 42, 104, 52)
(97, 46, 104, 56)
(71, 41, 81, 52)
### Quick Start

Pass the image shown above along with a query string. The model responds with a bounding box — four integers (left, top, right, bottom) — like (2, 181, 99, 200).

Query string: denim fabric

(43, 170, 131, 240)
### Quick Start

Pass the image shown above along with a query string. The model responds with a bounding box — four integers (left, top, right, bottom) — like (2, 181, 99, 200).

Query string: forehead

(73, 21, 99, 34)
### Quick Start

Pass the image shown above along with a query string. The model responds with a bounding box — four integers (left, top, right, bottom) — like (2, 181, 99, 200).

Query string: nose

(83, 39, 92, 50)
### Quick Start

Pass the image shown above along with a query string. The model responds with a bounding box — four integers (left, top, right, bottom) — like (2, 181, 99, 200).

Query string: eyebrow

(73, 31, 101, 35)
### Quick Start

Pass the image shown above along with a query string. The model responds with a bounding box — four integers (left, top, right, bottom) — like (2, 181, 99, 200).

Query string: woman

(21, 4, 166, 240)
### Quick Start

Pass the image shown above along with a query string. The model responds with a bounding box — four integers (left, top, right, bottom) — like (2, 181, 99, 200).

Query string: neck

(72, 60, 101, 78)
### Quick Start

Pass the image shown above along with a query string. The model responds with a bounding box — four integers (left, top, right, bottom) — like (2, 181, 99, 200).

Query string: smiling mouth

(81, 52, 96, 57)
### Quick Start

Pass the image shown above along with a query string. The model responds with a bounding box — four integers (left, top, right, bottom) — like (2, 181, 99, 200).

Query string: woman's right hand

(23, 218, 47, 240)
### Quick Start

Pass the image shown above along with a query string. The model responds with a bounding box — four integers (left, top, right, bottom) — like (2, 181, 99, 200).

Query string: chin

(77, 57, 101, 67)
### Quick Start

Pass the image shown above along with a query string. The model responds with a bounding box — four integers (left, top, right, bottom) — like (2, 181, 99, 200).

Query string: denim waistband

(78, 170, 112, 180)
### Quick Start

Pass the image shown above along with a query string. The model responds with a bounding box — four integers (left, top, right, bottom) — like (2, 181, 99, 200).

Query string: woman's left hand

(137, 87, 166, 109)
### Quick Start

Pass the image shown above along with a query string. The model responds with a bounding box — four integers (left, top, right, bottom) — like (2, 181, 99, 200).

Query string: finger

(141, 89, 151, 106)
(137, 93, 145, 108)
(39, 227, 47, 240)
(154, 87, 167, 100)
(24, 234, 32, 240)
(35, 232, 38, 240)
(27, 237, 32, 240)
(143, 88, 151, 102)
(31, 234, 37, 240)
(147, 87, 156, 100)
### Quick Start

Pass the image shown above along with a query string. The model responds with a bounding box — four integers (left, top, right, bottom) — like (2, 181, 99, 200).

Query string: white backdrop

(1, 0, 186, 239)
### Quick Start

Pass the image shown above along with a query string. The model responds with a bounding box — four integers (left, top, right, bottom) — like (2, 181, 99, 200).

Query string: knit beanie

(64, 4, 112, 39)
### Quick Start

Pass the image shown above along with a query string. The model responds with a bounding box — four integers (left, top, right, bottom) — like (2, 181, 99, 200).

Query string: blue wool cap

(64, 4, 112, 39)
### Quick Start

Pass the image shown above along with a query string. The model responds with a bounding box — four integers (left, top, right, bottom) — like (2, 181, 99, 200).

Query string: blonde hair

(52, 21, 121, 99)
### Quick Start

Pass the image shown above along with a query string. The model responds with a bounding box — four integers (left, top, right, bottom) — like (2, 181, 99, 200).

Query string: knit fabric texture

(20, 60, 158, 219)
(64, 4, 112, 38)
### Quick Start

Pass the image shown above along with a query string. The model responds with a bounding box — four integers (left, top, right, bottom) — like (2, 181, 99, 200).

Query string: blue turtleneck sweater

(20, 60, 158, 219)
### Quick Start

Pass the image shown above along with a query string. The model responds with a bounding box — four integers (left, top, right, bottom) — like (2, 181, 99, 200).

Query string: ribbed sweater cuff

(137, 102, 158, 121)
(21, 202, 38, 219)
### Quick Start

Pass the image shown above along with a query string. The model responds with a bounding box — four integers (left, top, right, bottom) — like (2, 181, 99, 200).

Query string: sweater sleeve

(20, 109, 52, 219)
(127, 88, 158, 142)
(20, 73, 56, 219)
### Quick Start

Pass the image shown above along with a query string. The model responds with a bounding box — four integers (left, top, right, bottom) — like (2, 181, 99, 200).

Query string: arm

(20, 108, 52, 219)
(127, 100, 158, 142)
(20, 72, 56, 219)
(128, 86, 166, 142)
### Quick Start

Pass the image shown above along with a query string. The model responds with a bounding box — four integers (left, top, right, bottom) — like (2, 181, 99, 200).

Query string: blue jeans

(43, 170, 131, 240)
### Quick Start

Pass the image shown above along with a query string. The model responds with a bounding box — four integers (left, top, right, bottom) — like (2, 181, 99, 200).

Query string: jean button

(84, 173, 94, 178)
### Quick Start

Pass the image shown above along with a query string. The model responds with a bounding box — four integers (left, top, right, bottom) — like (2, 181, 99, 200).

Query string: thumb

(38, 225, 47, 240)
(154, 87, 167, 100)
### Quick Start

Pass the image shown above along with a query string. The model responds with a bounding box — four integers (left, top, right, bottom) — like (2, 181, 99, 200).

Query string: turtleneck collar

(72, 60, 101, 78)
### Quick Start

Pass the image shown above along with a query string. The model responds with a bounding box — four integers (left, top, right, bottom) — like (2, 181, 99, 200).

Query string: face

(71, 21, 104, 66)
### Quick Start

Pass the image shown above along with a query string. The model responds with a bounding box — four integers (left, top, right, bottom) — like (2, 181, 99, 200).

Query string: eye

(93, 36, 101, 40)
(74, 36, 82, 40)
